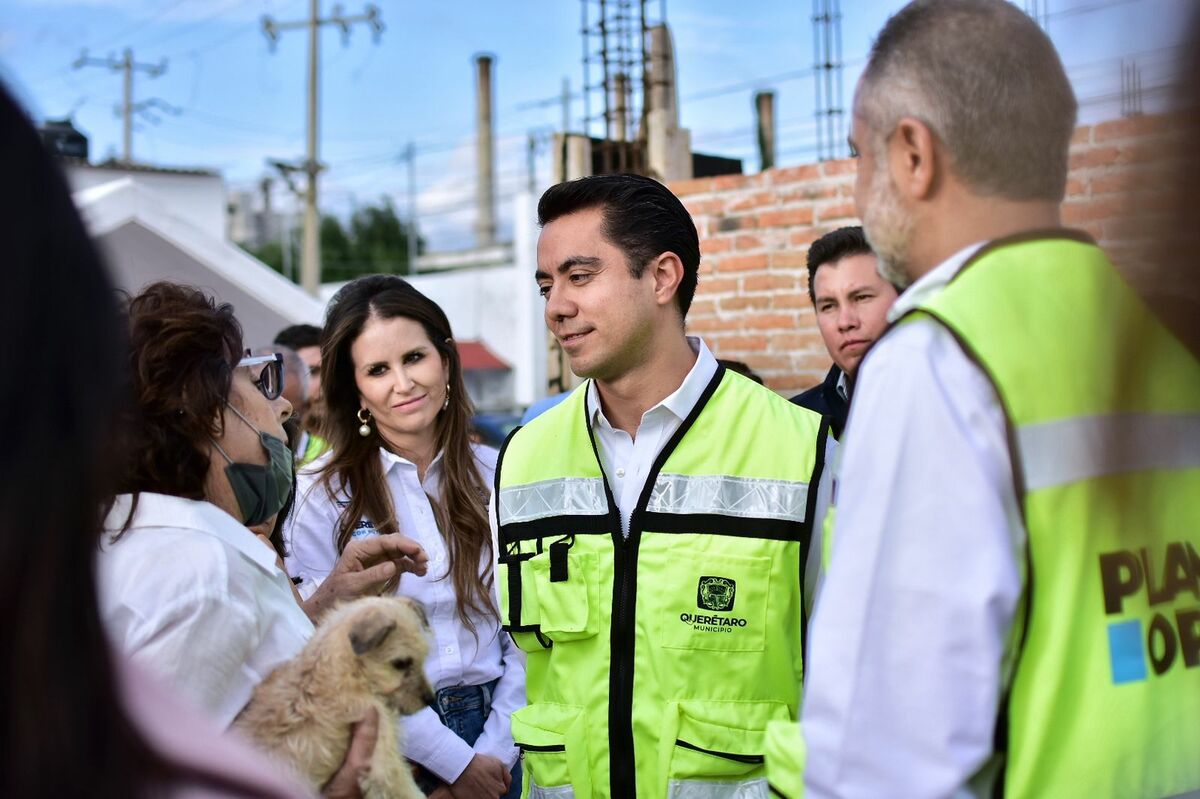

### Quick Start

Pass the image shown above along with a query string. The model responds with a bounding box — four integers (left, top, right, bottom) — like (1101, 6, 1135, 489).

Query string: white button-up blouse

(284, 443, 524, 784)
(97, 492, 315, 729)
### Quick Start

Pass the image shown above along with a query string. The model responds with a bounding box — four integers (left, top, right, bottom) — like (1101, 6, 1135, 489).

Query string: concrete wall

(669, 113, 1173, 396)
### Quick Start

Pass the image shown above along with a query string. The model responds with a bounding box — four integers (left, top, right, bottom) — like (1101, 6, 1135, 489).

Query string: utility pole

(72, 48, 166, 163)
(262, 2, 383, 297)
(400, 142, 418, 274)
(561, 77, 571, 132)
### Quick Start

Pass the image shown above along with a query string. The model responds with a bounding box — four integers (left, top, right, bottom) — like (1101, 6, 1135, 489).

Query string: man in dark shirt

(791, 226, 898, 438)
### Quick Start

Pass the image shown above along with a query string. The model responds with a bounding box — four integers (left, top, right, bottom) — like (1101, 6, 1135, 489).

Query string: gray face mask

(211, 403, 294, 527)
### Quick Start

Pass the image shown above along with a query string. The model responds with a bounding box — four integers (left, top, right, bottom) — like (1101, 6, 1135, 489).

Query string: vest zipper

(595, 367, 727, 798)
(515, 742, 566, 753)
(609, 520, 639, 798)
(674, 739, 765, 765)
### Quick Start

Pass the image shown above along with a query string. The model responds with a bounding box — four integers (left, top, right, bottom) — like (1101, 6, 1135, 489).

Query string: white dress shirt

(802, 242, 1028, 799)
(587, 336, 718, 536)
(97, 493, 315, 729)
(285, 443, 524, 783)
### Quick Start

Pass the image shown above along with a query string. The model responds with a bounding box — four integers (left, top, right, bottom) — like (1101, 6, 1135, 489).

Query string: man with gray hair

(792, 2, 1200, 798)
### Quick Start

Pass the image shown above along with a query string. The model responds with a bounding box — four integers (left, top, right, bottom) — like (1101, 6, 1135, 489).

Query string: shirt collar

(378, 446, 444, 489)
(887, 241, 988, 323)
(835, 369, 849, 402)
(587, 336, 719, 431)
(103, 492, 282, 575)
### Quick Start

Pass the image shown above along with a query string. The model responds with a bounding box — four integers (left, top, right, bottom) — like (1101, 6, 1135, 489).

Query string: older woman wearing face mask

(97, 282, 429, 734)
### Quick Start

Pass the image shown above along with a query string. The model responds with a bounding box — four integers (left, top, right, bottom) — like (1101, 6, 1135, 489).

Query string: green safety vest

(901, 231, 1200, 797)
(299, 432, 328, 466)
(496, 366, 826, 799)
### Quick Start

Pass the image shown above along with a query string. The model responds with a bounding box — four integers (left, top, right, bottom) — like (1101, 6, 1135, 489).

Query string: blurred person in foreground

(0, 82, 357, 798)
(98, 281, 429, 736)
(790, 226, 898, 439)
(276, 323, 329, 464)
(285, 275, 524, 799)
(791, 2, 1200, 798)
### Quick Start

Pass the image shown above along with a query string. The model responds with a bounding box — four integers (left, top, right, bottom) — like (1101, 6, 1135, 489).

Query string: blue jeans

(414, 678, 522, 799)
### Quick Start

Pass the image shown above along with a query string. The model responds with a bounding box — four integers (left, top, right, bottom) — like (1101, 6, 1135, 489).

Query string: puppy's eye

(391, 657, 413, 670)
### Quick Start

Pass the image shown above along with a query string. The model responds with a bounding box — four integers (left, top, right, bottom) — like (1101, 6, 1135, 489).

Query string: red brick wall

(671, 113, 1172, 397)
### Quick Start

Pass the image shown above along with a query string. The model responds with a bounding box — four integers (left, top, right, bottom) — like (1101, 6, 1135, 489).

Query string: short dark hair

(807, 226, 873, 304)
(537, 174, 701, 317)
(274, 323, 322, 351)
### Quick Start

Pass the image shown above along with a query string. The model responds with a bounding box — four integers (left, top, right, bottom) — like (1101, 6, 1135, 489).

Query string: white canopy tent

(73, 177, 324, 348)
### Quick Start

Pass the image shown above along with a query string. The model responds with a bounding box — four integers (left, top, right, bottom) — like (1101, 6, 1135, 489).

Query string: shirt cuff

(402, 707, 476, 784)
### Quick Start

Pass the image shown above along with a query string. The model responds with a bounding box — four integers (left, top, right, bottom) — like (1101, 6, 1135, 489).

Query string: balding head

(857, 0, 1076, 202)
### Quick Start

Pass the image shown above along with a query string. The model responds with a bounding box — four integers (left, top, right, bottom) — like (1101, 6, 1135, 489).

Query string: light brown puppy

(235, 596, 434, 798)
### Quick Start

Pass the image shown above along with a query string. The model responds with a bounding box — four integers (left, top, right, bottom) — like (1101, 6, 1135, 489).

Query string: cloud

(320, 132, 532, 252)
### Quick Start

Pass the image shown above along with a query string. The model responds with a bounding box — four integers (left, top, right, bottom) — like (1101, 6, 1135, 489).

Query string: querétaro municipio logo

(697, 576, 736, 612)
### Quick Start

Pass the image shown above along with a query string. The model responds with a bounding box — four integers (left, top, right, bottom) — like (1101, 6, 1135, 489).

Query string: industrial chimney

(755, 90, 776, 171)
(474, 53, 496, 248)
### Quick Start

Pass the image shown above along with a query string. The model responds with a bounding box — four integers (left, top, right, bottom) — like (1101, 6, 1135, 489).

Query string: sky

(2, 0, 1192, 251)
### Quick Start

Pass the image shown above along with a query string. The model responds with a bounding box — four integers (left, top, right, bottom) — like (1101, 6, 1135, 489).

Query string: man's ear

(888, 117, 938, 202)
(650, 252, 685, 310)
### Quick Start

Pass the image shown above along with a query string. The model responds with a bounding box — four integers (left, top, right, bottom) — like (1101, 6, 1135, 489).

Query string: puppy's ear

(349, 612, 396, 656)
(406, 599, 430, 630)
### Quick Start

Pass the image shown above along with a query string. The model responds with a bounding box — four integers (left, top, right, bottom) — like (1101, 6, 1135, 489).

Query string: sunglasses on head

(238, 352, 285, 400)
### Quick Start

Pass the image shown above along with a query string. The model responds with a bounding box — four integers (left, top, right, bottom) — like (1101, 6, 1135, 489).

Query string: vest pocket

(657, 552, 770, 652)
(511, 703, 592, 799)
(663, 701, 784, 799)
(529, 550, 599, 642)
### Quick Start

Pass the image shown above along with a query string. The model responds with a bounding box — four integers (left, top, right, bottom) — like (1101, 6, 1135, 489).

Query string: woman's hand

(302, 534, 428, 621)
(321, 707, 379, 798)
(448, 753, 511, 799)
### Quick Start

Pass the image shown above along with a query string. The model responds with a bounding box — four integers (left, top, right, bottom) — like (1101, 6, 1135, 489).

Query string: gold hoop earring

(357, 408, 372, 437)
(442, 383, 451, 411)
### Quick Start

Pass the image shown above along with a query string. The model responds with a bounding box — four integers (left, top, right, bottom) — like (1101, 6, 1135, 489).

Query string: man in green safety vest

(494, 174, 827, 798)
(274, 324, 329, 465)
(793, 2, 1200, 798)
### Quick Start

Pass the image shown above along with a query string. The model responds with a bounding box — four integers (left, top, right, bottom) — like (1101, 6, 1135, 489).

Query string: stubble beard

(862, 162, 916, 291)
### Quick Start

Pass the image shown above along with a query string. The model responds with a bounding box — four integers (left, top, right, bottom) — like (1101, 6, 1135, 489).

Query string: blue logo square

(1107, 619, 1147, 684)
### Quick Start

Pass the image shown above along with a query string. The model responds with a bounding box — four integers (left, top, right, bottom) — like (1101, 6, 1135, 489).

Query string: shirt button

(444, 646, 455, 655)
(616, 468, 626, 478)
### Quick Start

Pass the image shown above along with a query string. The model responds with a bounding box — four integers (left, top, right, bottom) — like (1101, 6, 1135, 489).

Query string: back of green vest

(496, 369, 825, 798)
(908, 233, 1200, 798)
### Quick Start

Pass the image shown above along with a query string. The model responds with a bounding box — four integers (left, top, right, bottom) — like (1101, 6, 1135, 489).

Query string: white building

(71, 169, 324, 348)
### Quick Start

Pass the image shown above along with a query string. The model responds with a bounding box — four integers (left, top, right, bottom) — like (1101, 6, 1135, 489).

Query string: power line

(1047, 0, 1141, 22)
(86, 0, 197, 55)
(72, 48, 168, 162)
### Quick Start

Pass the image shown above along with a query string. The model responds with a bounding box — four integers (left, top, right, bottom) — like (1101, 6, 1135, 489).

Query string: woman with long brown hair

(286, 275, 523, 799)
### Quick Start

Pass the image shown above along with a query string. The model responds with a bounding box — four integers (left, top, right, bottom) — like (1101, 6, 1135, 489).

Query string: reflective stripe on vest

(1018, 411, 1200, 491)
(499, 476, 609, 524)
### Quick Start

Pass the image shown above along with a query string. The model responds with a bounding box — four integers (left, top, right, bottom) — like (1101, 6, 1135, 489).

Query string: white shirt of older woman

(98, 492, 315, 727)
